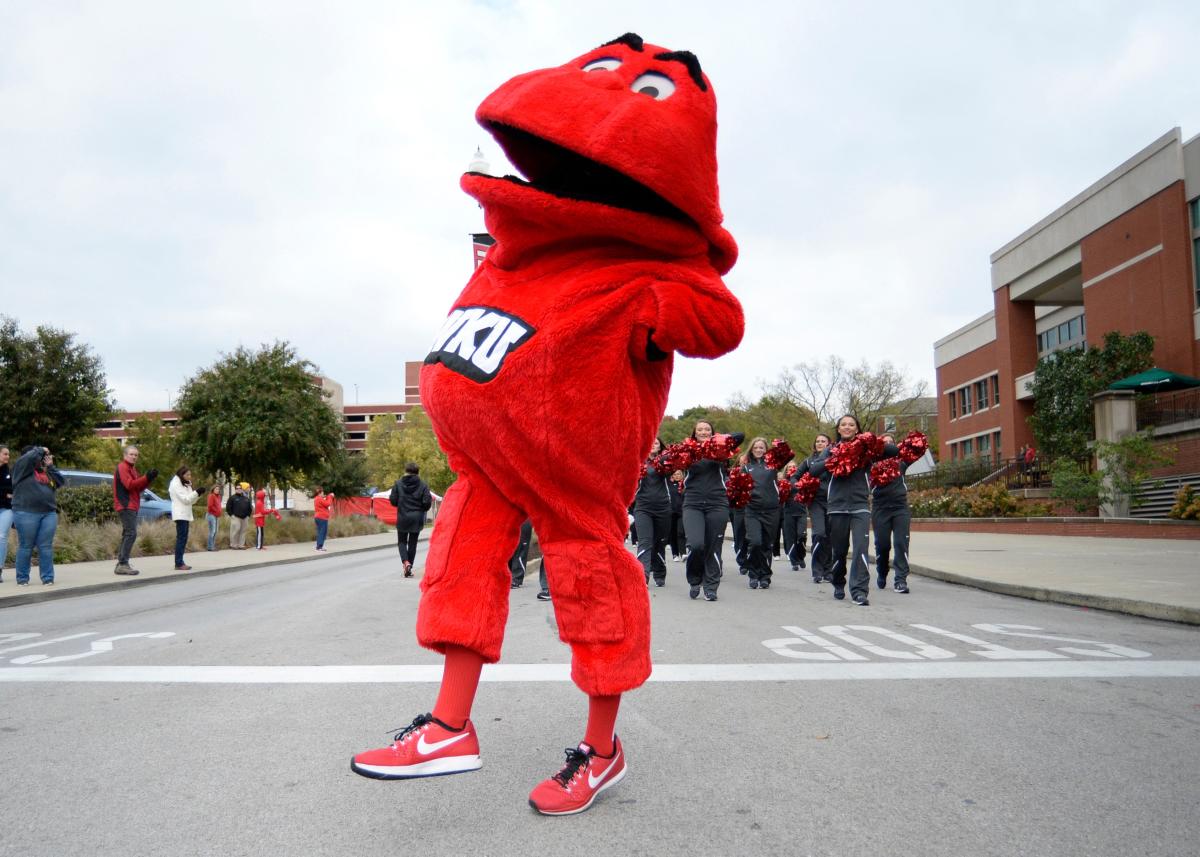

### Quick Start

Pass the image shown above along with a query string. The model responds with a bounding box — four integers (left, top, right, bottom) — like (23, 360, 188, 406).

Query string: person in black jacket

(871, 434, 912, 594)
(781, 461, 807, 572)
(0, 445, 13, 583)
(633, 437, 672, 587)
(741, 437, 781, 590)
(225, 483, 253, 550)
(729, 452, 749, 574)
(680, 420, 745, 602)
(10, 445, 64, 586)
(798, 435, 832, 584)
(808, 416, 898, 606)
(390, 461, 433, 577)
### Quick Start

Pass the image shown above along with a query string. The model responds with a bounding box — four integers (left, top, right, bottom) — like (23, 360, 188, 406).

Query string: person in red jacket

(113, 445, 157, 575)
(313, 487, 335, 551)
(351, 33, 741, 816)
(205, 486, 223, 551)
(253, 488, 281, 550)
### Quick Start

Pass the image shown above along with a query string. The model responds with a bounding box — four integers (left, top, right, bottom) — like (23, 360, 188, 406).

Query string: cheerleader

(808, 416, 897, 606)
(634, 438, 673, 587)
(668, 469, 686, 561)
(799, 434, 832, 584)
(871, 434, 912, 594)
(741, 437, 781, 590)
(680, 420, 744, 602)
(781, 461, 808, 571)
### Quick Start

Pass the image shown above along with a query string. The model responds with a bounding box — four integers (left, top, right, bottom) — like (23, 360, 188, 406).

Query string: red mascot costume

(352, 33, 742, 816)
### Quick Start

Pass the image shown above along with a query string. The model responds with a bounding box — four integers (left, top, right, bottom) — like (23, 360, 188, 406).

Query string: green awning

(1108, 368, 1200, 392)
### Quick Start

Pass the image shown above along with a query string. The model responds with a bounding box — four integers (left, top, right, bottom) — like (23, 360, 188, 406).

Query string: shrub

(1169, 485, 1200, 521)
(909, 484, 1048, 518)
(1049, 459, 1104, 514)
(56, 483, 117, 525)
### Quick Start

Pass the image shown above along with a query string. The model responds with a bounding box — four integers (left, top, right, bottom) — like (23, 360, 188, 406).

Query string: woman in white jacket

(169, 466, 200, 571)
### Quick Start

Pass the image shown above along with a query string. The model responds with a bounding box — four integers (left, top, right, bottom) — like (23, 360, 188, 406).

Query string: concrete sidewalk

(0, 530, 414, 608)
(903, 531, 1200, 625)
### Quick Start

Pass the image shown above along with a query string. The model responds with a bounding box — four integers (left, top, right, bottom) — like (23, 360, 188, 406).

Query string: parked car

(56, 469, 174, 522)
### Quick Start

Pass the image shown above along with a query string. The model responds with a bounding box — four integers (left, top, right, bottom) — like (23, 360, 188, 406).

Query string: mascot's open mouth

(475, 122, 690, 223)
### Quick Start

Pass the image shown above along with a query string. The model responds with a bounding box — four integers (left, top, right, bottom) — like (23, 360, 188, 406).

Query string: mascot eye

(630, 72, 675, 100)
(582, 57, 622, 72)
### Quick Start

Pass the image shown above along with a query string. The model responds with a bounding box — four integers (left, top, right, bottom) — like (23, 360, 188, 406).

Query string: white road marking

(1, 661, 1198, 683)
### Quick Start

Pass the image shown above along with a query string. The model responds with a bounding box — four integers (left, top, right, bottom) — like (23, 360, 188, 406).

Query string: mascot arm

(632, 276, 744, 361)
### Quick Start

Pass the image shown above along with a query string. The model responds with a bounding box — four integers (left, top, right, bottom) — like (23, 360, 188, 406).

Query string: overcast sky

(3, 1, 1199, 416)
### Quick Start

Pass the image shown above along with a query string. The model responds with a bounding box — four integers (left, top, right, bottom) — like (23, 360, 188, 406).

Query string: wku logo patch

(424, 306, 535, 383)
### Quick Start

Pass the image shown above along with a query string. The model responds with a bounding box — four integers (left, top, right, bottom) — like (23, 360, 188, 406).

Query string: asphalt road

(2, 544, 1198, 857)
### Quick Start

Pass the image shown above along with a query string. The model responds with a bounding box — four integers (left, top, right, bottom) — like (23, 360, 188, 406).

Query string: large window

(949, 392, 957, 419)
(1037, 312, 1086, 356)
(992, 374, 1001, 407)
(975, 380, 988, 412)
(959, 388, 971, 417)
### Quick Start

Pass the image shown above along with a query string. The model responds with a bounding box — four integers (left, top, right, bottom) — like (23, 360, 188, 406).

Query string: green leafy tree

(0, 316, 114, 459)
(63, 435, 123, 473)
(1029, 330, 1155, 462)
(364, 406, 453, 494)
(174, 343, 344, 489)
(309, 449, 370, 497)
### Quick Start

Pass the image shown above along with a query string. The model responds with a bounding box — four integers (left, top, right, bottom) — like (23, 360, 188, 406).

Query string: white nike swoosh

(587, 747, 621, 789)
(416, 730, 470, 754)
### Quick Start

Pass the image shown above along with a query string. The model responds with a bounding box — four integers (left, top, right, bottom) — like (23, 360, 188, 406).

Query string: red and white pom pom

(763, 438, 794, 471)
(793, 472, 820, 505)
(777, 479, 793, 505)
(703, 433, 741, 462)
(869, 456, 901, 488)
(638, 462, 648, 481)
(725, 468, 753, 508)
(898, 430, 929, 464)
(661, 438, 699, 472)
(826, 437, 866, 477)
(858, 431, 885, 461)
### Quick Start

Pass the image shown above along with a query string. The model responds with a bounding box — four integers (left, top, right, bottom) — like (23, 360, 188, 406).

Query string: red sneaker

(528, 737, 626, 816)
(350, 714, 481, 779)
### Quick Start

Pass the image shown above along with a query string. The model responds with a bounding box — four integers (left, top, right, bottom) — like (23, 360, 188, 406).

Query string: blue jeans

(0, 508, 13, 567)
(174, 520, 190, 567)
(315, 518, 329, 549)
(14, 510, 57, 584)
(206, 513, 219, 551)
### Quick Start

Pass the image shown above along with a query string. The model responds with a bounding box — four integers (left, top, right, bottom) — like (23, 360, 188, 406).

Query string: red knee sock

(583, 694, 621, 757)
(432, 645, 484, 730)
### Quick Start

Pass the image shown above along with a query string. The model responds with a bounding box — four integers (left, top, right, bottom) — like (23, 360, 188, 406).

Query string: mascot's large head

(468, 33, 736, 273)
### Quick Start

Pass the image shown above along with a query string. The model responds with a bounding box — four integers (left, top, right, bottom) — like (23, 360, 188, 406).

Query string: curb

(0, 536, 414, 610)
(908, 562, 1200, 626)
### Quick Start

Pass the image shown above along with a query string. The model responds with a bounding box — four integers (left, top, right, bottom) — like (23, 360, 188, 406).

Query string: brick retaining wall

(911, 517, 1200, 539)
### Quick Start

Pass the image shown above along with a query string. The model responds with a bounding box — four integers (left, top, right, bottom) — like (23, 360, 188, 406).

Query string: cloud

(1, 0, 1198, 421)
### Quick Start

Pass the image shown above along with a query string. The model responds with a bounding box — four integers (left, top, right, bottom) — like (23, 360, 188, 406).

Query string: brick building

(933, 128, 1200, 464)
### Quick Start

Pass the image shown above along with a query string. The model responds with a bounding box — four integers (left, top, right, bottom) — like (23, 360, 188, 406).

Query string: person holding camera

(11, 445, 64, 586)
(169, 465, 201, 571)
(113, 445, 157, 576)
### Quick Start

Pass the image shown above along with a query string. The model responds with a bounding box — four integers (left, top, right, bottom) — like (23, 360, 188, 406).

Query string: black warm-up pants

(397, 529, 419, 566)
(509, 519, 533, 585)
(744, 506, 780, 585)
(808, 502, 830, 581)
(729, 507, 747, 570)
(872, 506, 911, 585)
(634, 508, 671, 584)
(828, 512, 870, 600)
(683, 505, 727, 594)
(782, 509, 807, 569)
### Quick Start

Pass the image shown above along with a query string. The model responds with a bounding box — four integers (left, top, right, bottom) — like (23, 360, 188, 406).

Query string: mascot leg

(532, 500, 652, 698)
(417, 468, 525, 663)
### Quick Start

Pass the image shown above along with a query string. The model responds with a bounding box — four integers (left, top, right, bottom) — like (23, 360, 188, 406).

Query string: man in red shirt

(113, 445, 157, 575)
